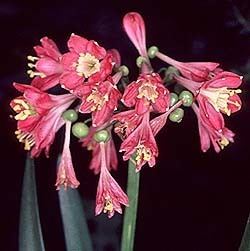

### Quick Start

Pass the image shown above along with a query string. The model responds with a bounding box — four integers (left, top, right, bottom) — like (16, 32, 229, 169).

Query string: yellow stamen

(27, 55, 39, 62)
(103, 197, 114, 214)
(218, 136, 230, 150)
(74, 53, 101, 78)
(135, 144, 152, 165)
(137, 82, 159, 103)
(27, 70, 46, 78)
(12, 99, 36, 121)
(86, 88, 109, 111)
(15, 130, 35, 151)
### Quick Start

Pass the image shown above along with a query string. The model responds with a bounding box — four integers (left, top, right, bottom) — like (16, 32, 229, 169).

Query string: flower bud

(148, 46, 159, 59)
(62, 109, 78, 122)
(136, 56, 147, 68)
(169, 108, 184, 123)
(170, 92, 179, 107)
(94, 129, 110, 143)
(179, 90, 193, 107)
(72, 122, 89, 138)
(164, 66, 180, 83)
(118, 65, 129, 76)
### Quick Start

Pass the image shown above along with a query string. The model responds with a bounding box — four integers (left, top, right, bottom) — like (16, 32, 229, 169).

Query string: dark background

(1, 0, 250, 250)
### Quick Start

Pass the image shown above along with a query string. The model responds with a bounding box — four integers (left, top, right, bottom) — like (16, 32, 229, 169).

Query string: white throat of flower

(200, 87, 241, 116)
(75, 53, 101, 78)
(137, 81, 159, 103)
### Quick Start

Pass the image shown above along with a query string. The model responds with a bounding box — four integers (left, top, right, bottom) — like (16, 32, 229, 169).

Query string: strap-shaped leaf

(19, 155, 45, 251)
(121, 158, 140, 251)
(58, 188, 93, 251)
(239, 212, 250, 251)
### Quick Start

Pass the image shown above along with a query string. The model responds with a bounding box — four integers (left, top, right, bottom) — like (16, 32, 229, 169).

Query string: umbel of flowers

(11, 12, 243, 218)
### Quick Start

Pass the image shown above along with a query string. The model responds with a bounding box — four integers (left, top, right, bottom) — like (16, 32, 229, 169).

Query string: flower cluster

(11, 12, 243, 217)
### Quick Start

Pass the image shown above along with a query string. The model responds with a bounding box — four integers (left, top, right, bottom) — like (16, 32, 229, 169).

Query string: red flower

(27, 37, 63, 90)
(74, 73, 122, 127)
(60, 34, 113, 91)
(156, 51, 220, 82)
(81, 126, 118, 174)
(176, 72, 242, 116)
(10, 80, 76, 157)
(192, 103, 235, 153)
(95, 142, 129, 218)
(56, 121, 80, 189)
(120, 112, 158, 171)
(122, 73, 169, 115)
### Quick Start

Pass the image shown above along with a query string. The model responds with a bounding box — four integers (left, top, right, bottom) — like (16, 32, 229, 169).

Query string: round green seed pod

(179, 90, 194, 107)
(94, 129, 110, 143)
(72, 122, 89, 138)
(62, 109, 78, 122)
(118, 65, 129, 76)
(169, 108, 184, 123)
(170, 93, 179, 107)
(148, 46, 159, 59)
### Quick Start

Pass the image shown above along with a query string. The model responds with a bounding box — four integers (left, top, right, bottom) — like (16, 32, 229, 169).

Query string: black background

(1, 0, 250, 250)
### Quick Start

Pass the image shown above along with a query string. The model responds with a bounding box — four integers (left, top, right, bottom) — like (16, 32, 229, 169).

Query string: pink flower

(27, 37, 63, 90)
(74, 73, 122, 127)
(60, 34, 113, 91)
(123, 12, 147, 58)
(55, 121, 80, 189)
(120, 112, 158, 171)
(176, 71, 243, 116)
(81, 126, 118, 174)
(156, 51, 220, 82)
(95, 142, 129, 218)
(122, 73, 170, 114)
(192, 103, 235, 153)
(10, 80, 76, 157)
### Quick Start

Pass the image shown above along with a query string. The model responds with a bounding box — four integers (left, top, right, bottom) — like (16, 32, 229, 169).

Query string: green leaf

(121, 158, 140, 251)
(58, 188, 93, 251)
(239, 212, 250, 251)
(19, 155, 45, 251)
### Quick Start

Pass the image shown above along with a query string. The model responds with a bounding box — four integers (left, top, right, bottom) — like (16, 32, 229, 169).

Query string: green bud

(179, 90, 194, 107)
(62, 109, 78, 122)
(72, 122, 89, 138)
(170, 92, 179, 107)
(136, 56, 147, 68)
(169, 108, 184, 123)
(148, 46, 159, 59)
(94, 129, 110, 143)
(164, 66, 180, 83)
(118, 65, 129, 76)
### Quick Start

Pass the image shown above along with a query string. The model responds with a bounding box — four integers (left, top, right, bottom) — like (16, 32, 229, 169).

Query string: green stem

(239, 212, 250, 251)
(121, 159, 140, 251)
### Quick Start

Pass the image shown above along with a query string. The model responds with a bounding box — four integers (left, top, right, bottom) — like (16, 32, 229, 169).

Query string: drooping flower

(175, 71, 243, 116)
(81, 126, 118, 174)
(120, 112, 158, 171)
(122, 73, 170, 115)
(55, 121, 80, 189)
(74, 72, 122, 127)
(27, 37, 63, 90)
(192, 103, 235, 153)
(10, 80, 76, 157)
(60, 34, 113, 91)
(95, 142, 129, 218)
(155, 51, 220, 82)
